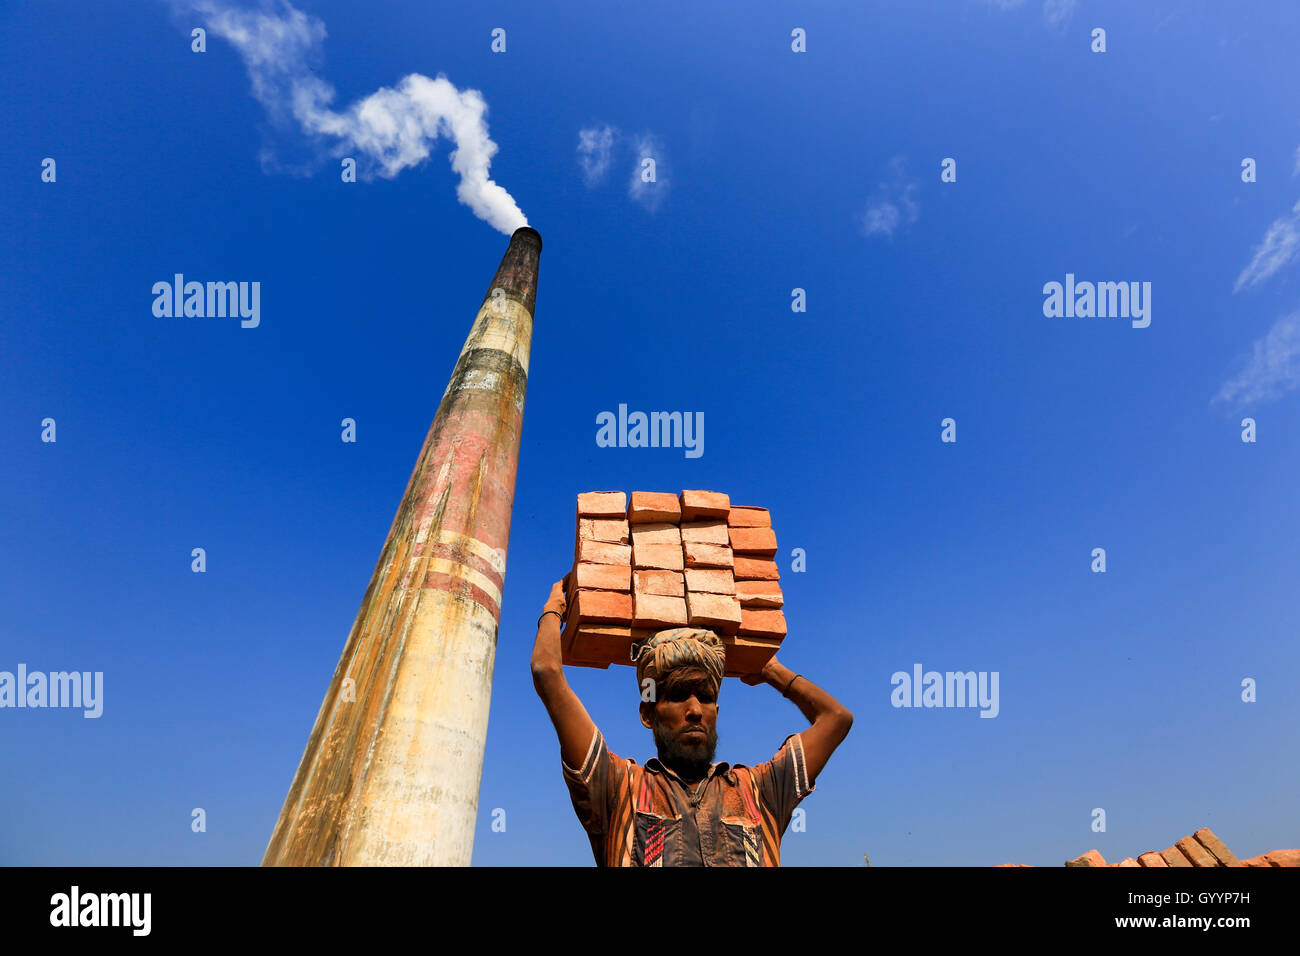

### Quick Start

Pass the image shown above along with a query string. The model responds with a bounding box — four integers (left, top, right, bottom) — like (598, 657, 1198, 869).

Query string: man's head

(634, 628, 727, 781)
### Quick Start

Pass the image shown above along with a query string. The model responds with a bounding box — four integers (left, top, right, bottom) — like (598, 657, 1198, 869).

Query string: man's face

(640, 673, 719, 780)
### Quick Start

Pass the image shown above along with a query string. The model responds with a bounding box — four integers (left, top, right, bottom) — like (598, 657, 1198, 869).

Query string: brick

(680, 519, 730, 546)
(577, 491, 627, 518)
(577, 539, 632, 566)
(629, 522, 681, 548)
(736, 580, 783, 607)
(733, 556, 779, 580)
(721, 635, 780, 677)
(685, 592, 742, 633)
(578, 517, 629, 544)
(634, 593, 688, 628)
(727, 506, 771, 528)
(1160, 845, 1193, 867)
(572, 589, 633, 625)
(738, 608, 787, 639)
(574, 562, 631, 592)
(629, 491, 681, 524)
(684, 568, 735, 595)
(567, 624, 655, 668)
(1175, 836, 1219, 868)
(1116, 858, 1140, 867)
(633, 542, 685, 571)
(680, 489, 730, 520)
(1264, 849, 1300, 867)
(634, 569, 685, 597)
(729, 526, 778, 556)
(1065, 849, 1107, 867)
(1136, 852, 1168, 867)
(683, 542, 733, 569)
(1192, 828, 1242, 867)
(1240, 855, 1271, 867)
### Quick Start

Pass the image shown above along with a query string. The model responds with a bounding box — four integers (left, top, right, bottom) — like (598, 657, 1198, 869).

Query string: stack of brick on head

(531, 509, 855, 867)
(559, 490, 788, 677)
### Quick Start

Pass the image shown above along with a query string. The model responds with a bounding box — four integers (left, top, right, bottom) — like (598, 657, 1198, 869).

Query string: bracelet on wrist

(781, 673, 801, 697)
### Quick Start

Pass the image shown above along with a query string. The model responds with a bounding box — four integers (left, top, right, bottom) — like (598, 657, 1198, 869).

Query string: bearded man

(531, 579, 853, 867)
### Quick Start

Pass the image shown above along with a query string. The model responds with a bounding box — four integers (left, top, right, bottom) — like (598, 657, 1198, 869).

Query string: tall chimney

(263, 226, 542, 866)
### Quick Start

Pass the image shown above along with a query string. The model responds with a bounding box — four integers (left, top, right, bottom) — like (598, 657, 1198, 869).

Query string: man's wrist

(763, 660, 794, 688)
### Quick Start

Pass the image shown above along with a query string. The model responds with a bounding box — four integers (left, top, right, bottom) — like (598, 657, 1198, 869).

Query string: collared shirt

(561, 727, 816, 867)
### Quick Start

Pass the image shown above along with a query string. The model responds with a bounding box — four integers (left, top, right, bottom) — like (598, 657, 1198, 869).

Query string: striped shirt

(561, 727, 816, 867)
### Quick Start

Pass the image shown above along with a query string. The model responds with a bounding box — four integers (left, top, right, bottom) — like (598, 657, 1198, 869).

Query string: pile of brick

(994, 827, 1300, 867)
(561, 490, 786, 677)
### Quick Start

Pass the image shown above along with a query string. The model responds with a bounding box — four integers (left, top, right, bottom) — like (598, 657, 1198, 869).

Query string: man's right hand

(544, 576, 568, 620)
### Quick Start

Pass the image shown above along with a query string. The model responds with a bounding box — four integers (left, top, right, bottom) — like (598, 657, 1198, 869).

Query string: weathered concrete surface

(263, 227, 541, 866)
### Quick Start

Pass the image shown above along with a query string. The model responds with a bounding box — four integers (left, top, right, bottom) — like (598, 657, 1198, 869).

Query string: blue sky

(2, 0, 1298, 866)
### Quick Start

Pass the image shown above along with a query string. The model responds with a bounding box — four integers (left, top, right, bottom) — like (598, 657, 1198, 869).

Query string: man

(531, 578, 853, 866)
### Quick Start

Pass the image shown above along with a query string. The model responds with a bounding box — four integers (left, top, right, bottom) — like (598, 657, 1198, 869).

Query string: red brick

(633, 569, 684, 597)
(629, 522, 681, 548)
(727, 506, 771, 528)
(721, 635, 780, 677)
(1116, 858, 1140, 867)
(1264, 849, 1300, 867)
(733, 556, 779, 580)
(634, 592, 688, 628)
(1175, 836, 1219, 868)
(633, 542, 685, 571)
(729, 526, 778, 556)
(576, 539, 631, 566)
(1240, 855, 1271, 867)
(683, 542, 733, 569)
(628, 491, 681, 524)
(1192, 828, 1241, 867)
(680, 489, 730, 520)
(683, 568, 735, 595)
(735, 580, 783, 607)
(1160, 845, 1193, 867)
(1065, 850, 1107, 867)
(567, 624, 655, 668)
(681, 519, 730, 545)
(1136, 852, 1168, 867)
(574, 562, 631, 592)
(577, 517, 629, 544)
(685, 592, 742, 633)
(738, 608, 787, 639)
(572, 589, 633, 625)
(577, 491, 627, 518)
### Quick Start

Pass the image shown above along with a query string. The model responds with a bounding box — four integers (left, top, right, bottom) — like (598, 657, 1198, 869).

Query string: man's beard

(653, 720, 718, 780)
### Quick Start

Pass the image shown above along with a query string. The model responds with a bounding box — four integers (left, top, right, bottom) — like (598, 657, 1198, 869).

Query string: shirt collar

(646, 756, 731, 785)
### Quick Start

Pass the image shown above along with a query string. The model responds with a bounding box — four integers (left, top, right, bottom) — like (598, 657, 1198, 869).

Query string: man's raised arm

(743, 655, 853, 784)
(530, 577, 598, 770)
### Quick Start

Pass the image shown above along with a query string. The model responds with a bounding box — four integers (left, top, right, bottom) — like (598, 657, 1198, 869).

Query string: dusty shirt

(561, 727, 816, 867)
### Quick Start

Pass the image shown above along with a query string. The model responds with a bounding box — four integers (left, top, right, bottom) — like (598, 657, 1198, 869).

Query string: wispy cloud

(1042, 0, 1078, 29)
(188, 0, 527, 234)
(577, 126, 618, 187)
(628, 133, 668, 212)
(859, 156, 918, 239)
(1214, 309, 1300, 407)
(1233, 200, 1300, 292)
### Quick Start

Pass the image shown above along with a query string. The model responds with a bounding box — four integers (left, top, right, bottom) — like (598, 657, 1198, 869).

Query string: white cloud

(1043, 0, 1078, 28)
(577, 126, 618, 187)
(1234, 200, 1300, 292)
(191, 0, 527, 234)
(859, 157, 919, 239)
(628, 133, 668, 212)
(1214, 310, 1300, 407)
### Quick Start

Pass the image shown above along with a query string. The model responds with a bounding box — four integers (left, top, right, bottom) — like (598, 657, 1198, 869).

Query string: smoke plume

(190, 0, 528, 234)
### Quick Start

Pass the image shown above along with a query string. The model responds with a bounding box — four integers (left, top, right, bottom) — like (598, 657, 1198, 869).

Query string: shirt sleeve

(560, 726, 618, 836)
(750, 732, 817, 835)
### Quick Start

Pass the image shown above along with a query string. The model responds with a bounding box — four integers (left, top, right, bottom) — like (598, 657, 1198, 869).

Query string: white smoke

(190, 0, 527, 234)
